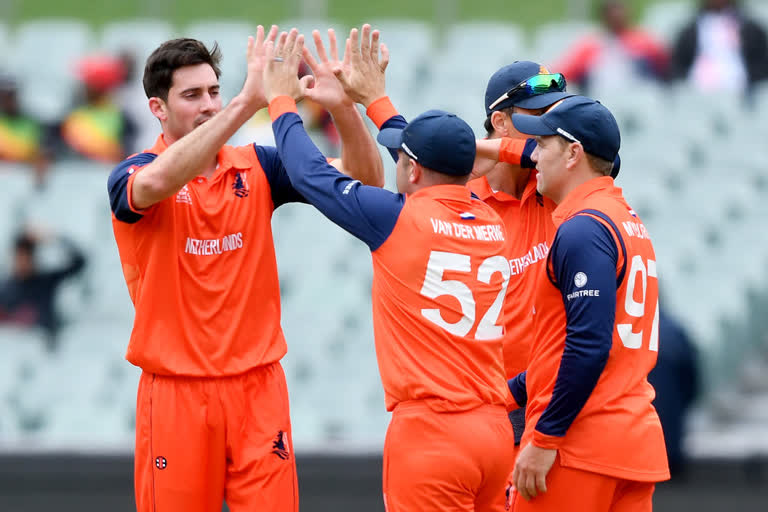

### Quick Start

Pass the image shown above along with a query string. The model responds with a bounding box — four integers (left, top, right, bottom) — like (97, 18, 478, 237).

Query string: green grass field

(6, 0, 678, 31)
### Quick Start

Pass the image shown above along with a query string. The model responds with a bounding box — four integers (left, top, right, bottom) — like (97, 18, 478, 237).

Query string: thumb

(332, 66, 348, 86)
(299, 75, 315, 90)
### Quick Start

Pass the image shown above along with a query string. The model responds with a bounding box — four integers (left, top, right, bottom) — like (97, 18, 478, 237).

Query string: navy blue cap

(485, 61, 573, 115)
(511, 95, 621, 164)
(377, 109, 476, 176)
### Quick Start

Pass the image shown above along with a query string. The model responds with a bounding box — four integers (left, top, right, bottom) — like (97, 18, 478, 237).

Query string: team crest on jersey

(232, 172, 249, 198)
(176, 184, 192, 204)
(272, 430, 290, 460)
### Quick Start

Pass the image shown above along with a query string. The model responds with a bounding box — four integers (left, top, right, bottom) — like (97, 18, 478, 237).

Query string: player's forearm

(331, 103, 385, 188)
(131, 95, 257, 209)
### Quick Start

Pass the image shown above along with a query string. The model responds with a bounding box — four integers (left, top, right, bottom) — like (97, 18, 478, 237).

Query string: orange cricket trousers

(134, 361, 298, 512)
(383, 401, 516, 512)
(508, 455, 656, 512)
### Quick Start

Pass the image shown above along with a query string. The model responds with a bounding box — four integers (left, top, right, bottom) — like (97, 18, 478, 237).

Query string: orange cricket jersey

(108, 135, 292, 376)
(371, 185, 511, 413)
(523, 177, 669, 481)
(468, 172, 556, 379)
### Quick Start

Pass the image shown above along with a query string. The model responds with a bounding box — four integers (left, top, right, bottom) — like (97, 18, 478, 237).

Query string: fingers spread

(360, 24, 371, 58)
(370, 29, 380, 61)
(255, 26, 264, 47)
(313, 29, 329, 62)
(328, 28, 339, 61)
(246, 35, 254, 59)
(284, 28, 299, 57)
(343, 37, 352, 67)
(276, 31, 288, 57)
(302, 45, 319, 72)
(349, 28, 360, 61)
(293, 33, 305, 62)
(379, 43, 390, 71)
(266, 25, 279, 46)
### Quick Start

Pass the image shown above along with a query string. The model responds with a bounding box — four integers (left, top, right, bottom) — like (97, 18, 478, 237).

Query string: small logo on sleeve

(272, 430, 290, 460)
(567, 272, 600, 301)
(155, 456, 167, 470)
(342, 180, 360, 195)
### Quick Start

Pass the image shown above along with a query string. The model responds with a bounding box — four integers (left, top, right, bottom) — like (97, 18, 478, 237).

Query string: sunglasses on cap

(488, 73, 567, 111)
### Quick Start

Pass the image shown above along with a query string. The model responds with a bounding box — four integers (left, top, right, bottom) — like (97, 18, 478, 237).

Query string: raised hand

(240, 25, 279, 111)
(302, 29, 353, 111)
(263, 28, 309, 103)
(333, 24, 389, 108)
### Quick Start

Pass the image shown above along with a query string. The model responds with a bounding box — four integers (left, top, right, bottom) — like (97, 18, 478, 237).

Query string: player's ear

(490, 111, 508, 136)
(408, 159, 420, 184)
(566, 142, 583, 170)
(149, 97, 168, 122)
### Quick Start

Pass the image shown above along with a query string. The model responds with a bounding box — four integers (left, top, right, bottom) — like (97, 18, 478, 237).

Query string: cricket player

(470, 62, 573, 448)
(262, 27, 516, 511)
(107, 26, 384, 512)
(507, 96, 669, 511)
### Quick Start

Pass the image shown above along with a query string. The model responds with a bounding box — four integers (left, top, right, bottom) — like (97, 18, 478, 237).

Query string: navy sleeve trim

(272, 112, 404, 250)
(107, 153, 158, 224)
(508, 371, 528, 407)
(535, 214, 619, 438)
(575, 209, 627, 285)
(253, 144, 307, 208)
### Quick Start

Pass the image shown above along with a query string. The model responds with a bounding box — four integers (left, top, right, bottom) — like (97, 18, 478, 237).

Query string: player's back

(468, 173, 557, 379)
(370, 184, 511, 413)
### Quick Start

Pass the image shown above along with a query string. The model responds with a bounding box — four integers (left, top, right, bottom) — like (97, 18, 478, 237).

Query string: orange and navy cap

(485, 61, 573, 115)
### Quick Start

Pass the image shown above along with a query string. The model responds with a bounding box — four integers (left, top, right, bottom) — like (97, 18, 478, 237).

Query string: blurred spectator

(648, 307, 700, 480)
(0, 228, 86, 351)
(672, 0, 768, 94)
(0, 73, 52, 187)
(555, 0, 669, 93)
(52, 54, 137, 163)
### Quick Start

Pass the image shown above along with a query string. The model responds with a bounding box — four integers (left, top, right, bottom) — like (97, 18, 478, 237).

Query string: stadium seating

(9, 19, 95, 122)
(100, 19, 177, 65)
(640, 1, 695, 46)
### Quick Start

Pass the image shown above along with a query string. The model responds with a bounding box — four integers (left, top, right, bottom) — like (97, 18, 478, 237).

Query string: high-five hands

(263, 28, 312, 103)
(302, 29, 354, 111)
(333, 24, 389, 108)
(240, 25, 279, 112)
